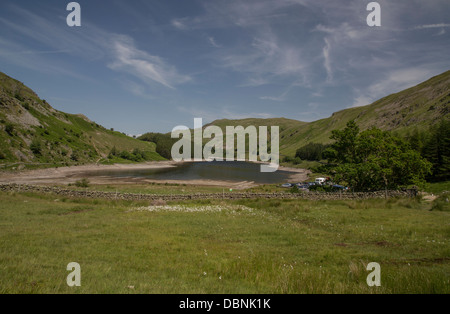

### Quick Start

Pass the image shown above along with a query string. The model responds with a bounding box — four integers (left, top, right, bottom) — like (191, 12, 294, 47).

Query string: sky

(0, 0, 449, 135)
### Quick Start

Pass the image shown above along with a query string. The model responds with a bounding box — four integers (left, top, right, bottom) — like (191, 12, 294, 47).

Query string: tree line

(138, 133, 178, 160)
(293, 119, 449, 191)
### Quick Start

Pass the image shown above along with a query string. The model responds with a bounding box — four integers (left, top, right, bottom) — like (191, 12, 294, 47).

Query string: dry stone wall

(0, 184, 417, 201)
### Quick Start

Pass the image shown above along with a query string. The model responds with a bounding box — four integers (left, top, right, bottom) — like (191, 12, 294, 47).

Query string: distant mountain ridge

(206, 70, 450, 157)
(0, 71, 164, 167)
(2, 69, 448, 166)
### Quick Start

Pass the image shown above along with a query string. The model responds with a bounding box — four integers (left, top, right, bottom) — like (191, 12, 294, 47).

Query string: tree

(139, 133, 177, 159)
(296, 142, 329, 161)
(109, 146, 118, 158)
(324, 120, 360, 164)
(325, 122, 432, 191)
(422, 119, 450, 181)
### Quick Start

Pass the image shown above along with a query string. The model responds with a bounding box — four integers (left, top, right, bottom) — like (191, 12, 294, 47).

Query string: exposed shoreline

(0, 161, 310, 189)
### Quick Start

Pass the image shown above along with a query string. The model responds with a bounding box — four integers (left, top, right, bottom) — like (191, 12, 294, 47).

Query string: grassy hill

(0, 72, 164, 168)
(206, 70, 450, 157)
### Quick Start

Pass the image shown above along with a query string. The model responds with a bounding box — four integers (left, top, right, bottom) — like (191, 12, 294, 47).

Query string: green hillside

(206, 70, 450, 157)
(0, 72, 164, 168)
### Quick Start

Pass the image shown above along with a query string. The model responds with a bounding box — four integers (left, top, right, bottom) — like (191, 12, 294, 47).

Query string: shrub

(292, 157, 302, 165)
(30, 139, 42, 155)
(5, 124, 14, 136)
(70, 152, 80, 161)
(74, 178, 90, 188)
(14, 93, 24, 102)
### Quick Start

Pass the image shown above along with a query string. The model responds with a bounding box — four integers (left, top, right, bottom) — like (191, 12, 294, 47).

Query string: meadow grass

(0, 191, 448, 294)
(64, 182, 227, 195)
(425, 181, 450, 195)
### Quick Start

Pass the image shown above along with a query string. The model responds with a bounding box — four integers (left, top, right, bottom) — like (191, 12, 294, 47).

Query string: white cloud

(322, 38, 332, 82)
(351, 67, 437, 108)
(108, 36, 191, 89)
(219, 32, 307, 87)
(414, 23, 450, 29)
(351, 95, 373, 108)
(260, 95, 285, 102)
(171, 19, 188, 30)
(0, 5, 191, 92)
(208, 37, 222, 48)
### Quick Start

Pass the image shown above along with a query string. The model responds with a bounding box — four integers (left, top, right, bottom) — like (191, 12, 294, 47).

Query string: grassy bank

(0, 190, 448, 294)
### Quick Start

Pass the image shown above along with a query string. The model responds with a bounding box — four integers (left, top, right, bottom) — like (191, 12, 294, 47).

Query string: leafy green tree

(407, 128, 427, 153)
(109, 146, 118, 158)
(422, 119, 450, 181)
(296, 142, 330, 161)
(325, 122, 432, 191)
(324, 120, 360, 164)
(139, 133, 177, 159)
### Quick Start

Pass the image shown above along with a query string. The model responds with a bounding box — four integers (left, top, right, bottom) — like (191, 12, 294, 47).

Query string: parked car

(281, 183, 293, 188)
(332, 184, 348, 190)
(315, 178, 326, 185)
(297, 184, 310, 191)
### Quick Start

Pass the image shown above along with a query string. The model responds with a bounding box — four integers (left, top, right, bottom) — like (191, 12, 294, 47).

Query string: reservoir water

(84, 161, 296, 184)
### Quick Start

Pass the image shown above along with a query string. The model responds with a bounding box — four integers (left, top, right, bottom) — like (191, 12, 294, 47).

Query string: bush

(292, 157, 302, 165)
(74, 178, 90, 188)
(70, 152, 80, 161)
(5, 124, 14, 136)
(14, 93, 24, 102)
(309, 184, 334, 193)
(30, 139, 42, 155)
(119, 150, 133, 160)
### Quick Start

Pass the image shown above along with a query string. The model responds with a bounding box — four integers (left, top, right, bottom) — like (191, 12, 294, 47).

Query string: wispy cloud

(351, 67, 437, 108)
(171, 18, 188, 30)
(322, 38, 332, 82)
(414, 23, 450, 29)
(108, 35, 191, 89)
(219, 32, 307, 87)
(208, 36, 221, 48)
(0, 4, 191, 92)
(435, 29, 446, 36)
(260, 95, 286, 102)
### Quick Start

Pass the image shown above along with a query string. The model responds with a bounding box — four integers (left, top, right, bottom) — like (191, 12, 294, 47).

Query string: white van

(315, 178, 326, 185)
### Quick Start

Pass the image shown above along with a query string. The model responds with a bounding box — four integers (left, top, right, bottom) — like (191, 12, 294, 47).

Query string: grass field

(0, 189, 448, 294)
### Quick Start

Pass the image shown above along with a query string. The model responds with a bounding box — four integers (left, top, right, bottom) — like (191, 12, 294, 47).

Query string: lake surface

(84, 161, 295, 184)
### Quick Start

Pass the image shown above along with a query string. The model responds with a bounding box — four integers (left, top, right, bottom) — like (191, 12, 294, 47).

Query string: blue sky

(0, 0, 449, 134)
